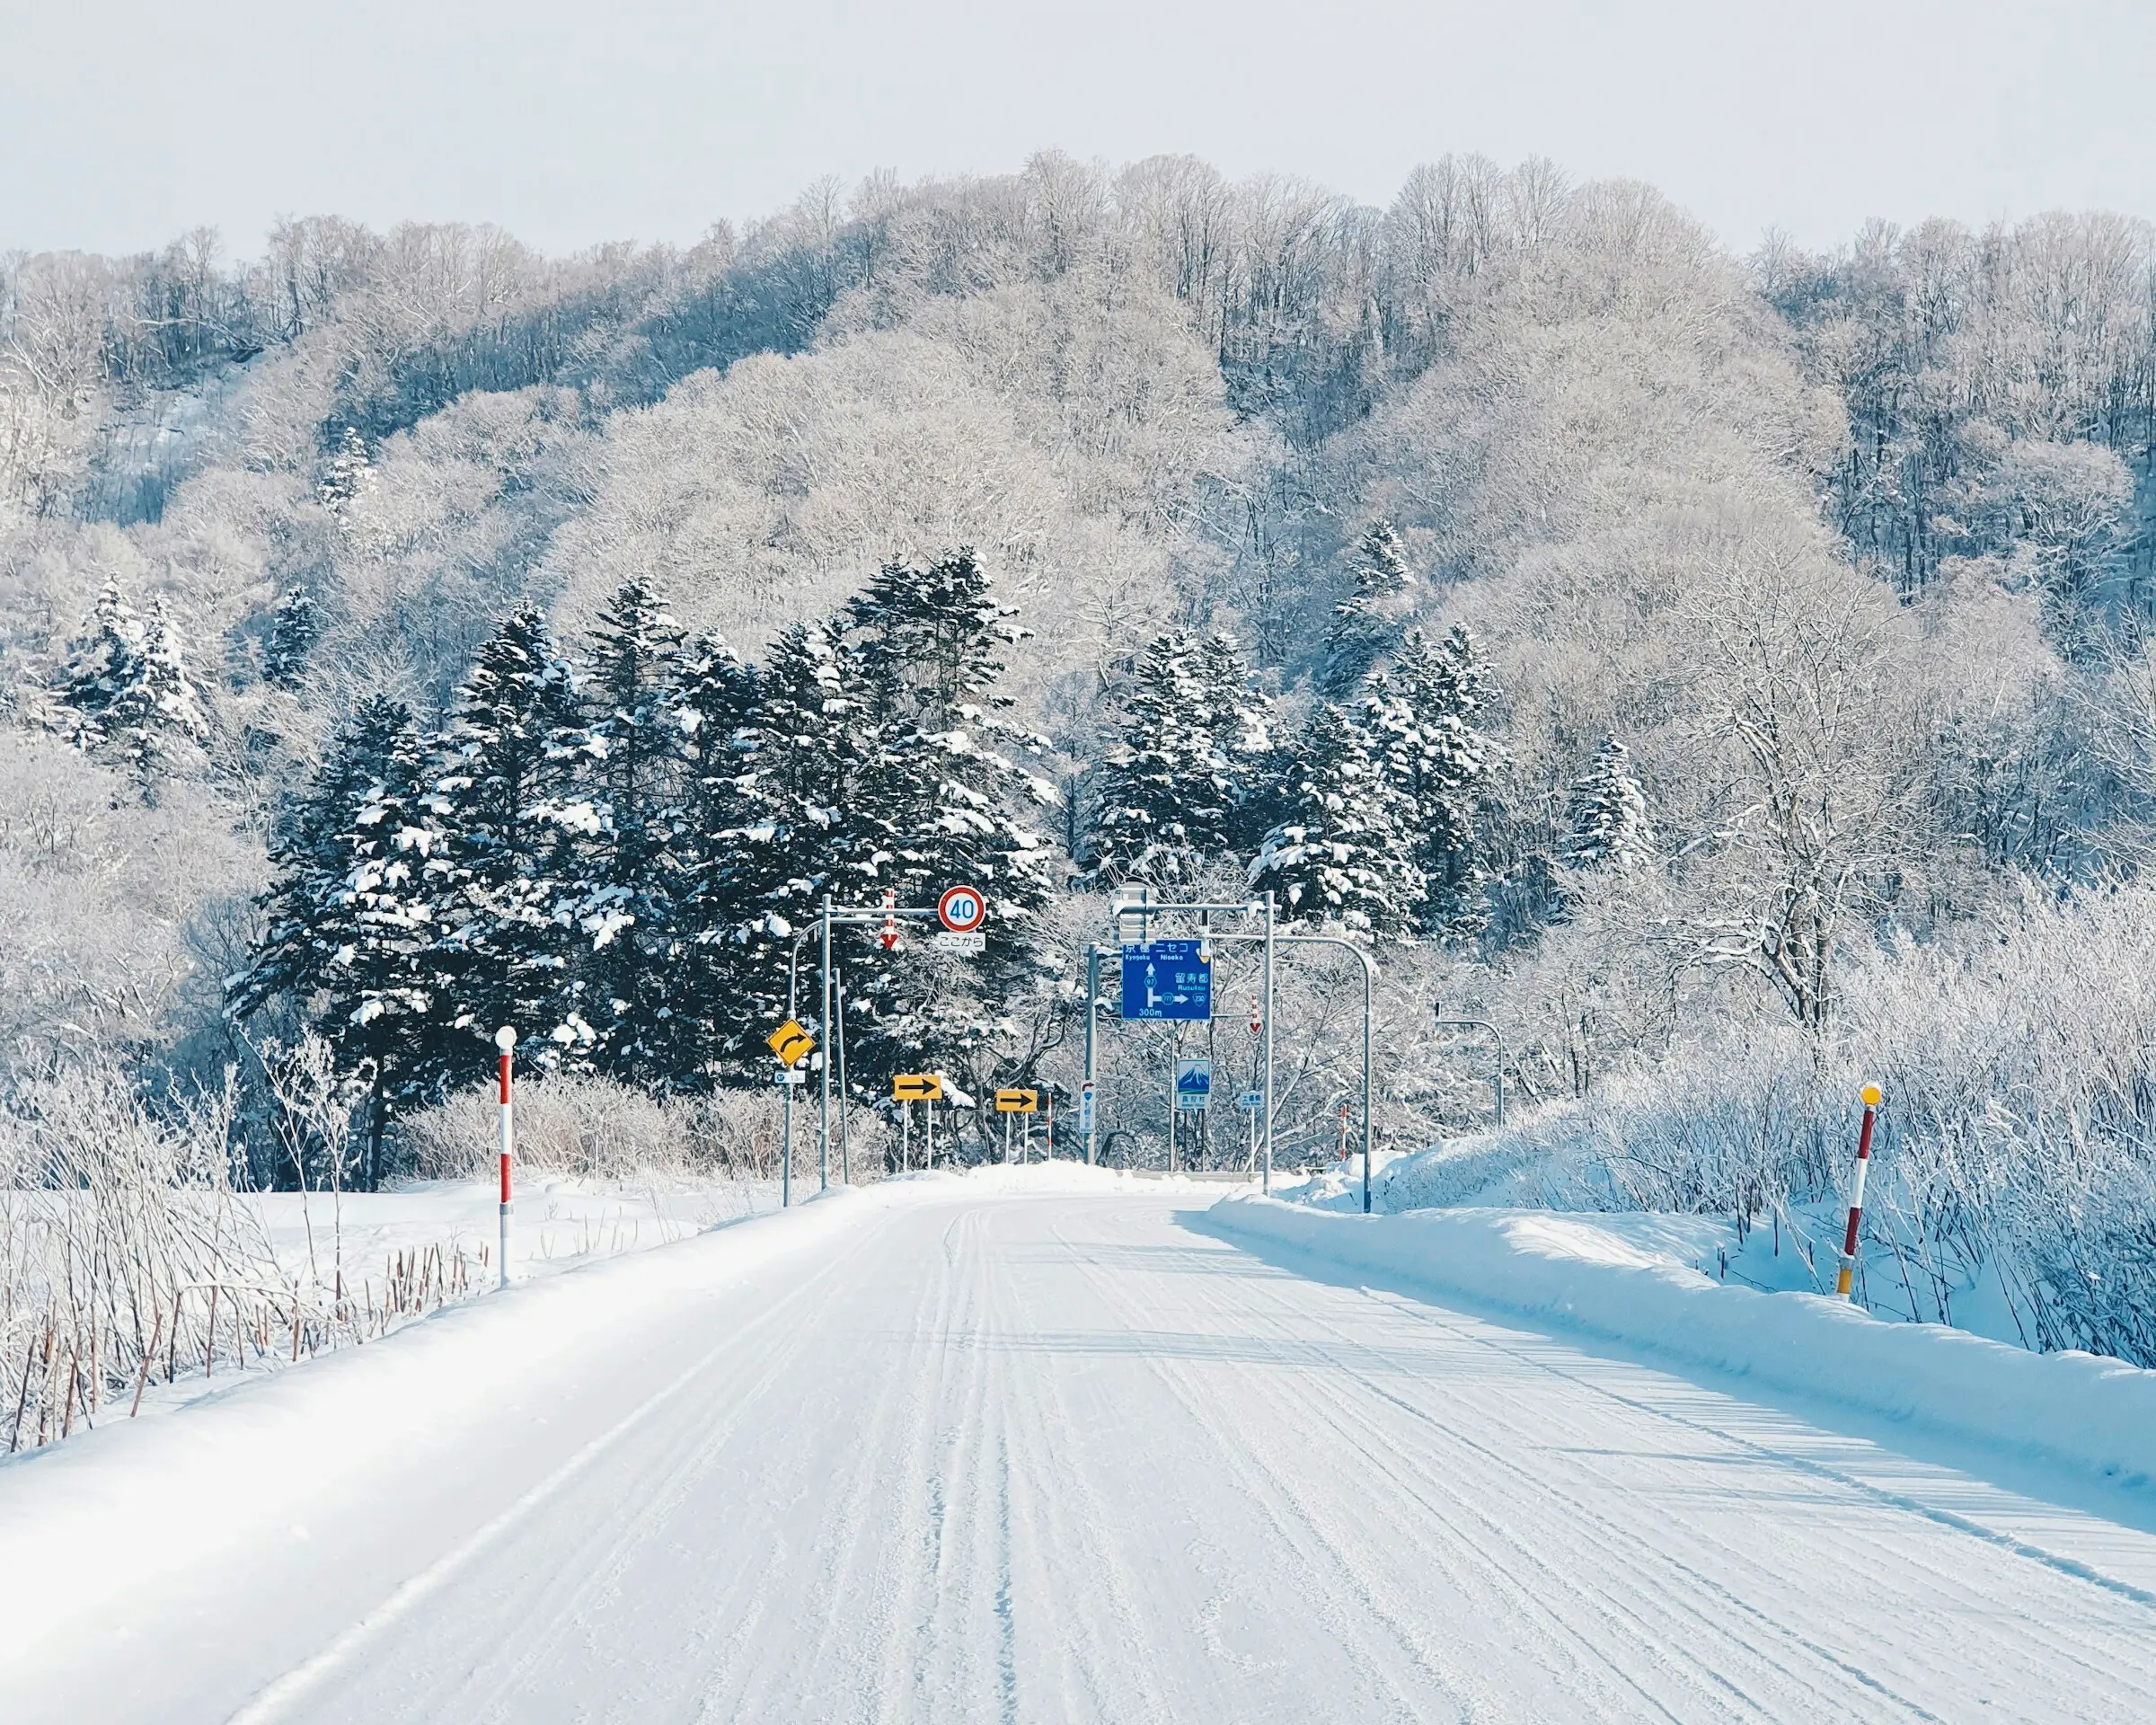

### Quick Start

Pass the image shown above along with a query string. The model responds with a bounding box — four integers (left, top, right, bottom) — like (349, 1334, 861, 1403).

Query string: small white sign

(933, 930, 987, 954)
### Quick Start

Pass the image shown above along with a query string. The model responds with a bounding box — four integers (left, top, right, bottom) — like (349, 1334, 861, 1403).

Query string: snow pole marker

(494, 1026, 517, 1289)
(1835, 1084, 1881, 1299)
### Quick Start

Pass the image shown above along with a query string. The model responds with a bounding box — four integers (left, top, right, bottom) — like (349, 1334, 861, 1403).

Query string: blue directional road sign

(1119, 939, 1212, 1022)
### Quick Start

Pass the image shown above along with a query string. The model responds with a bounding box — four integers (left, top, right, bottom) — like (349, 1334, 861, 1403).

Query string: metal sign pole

(1261, 892, 1276, 1195)
(1360, 956, 1374, 1213)
(784, 942, 802, 1206)
(1083, 945, 1100, 1166)
(819, 896, 832, 1193)
(834, 964, 852, 1185)
(1167, 1026, 1178, 1173)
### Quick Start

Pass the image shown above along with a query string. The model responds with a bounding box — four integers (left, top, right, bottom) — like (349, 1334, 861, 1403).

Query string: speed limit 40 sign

(938, 885, 986, 933)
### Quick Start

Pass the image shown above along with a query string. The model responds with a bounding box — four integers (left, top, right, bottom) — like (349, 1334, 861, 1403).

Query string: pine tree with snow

(426, 609, 595, 1081)
(662, 630, 767, 1074)
(1247, 702, 1424, 938)
(59, 579, 146, 748)
(1089, 631, 1237, 887)
(1319, 519, 1417, 696)
(137, 597, 210, 756)
(265, 586, 321, 690)
(318, 427, 372, 517)
(568, 580, 697, 1085)
(685, 618, 864, 1071)
(59, 581, 209, 792)
(1363, 624, 1496, 931)
(1091, 628, 1274, 884)
(229, 695, 445, 1183)
(1197, 631, 1277, 854)
(838, 551, 1062, 1103)
(1565, 734, 1652, 872)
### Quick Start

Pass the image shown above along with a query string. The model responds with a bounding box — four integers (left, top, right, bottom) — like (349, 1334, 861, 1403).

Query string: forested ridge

(6, 153, 2156, 1361)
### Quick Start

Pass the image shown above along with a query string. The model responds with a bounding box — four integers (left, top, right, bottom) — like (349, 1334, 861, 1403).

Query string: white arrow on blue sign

(1119, 939, 1211, 1021)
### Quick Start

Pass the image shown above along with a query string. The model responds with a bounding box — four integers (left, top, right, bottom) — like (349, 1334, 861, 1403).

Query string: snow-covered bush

(1484, 880, 2156, 1363)
(1, 1065, 294, 1450)
(397, 1075, 808, 1182)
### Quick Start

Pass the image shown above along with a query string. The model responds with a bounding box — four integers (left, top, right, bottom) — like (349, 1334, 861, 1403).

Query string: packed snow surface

(4, 1166, 2155, 1721)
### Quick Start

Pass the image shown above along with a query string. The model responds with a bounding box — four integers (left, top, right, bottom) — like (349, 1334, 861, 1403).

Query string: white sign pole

(494, 1026, 517, 1288)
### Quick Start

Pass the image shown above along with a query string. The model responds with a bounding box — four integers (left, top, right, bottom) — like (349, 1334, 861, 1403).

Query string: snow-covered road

(12, 1184, 2156, 1722)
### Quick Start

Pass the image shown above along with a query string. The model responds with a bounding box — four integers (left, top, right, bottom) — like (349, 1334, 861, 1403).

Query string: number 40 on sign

(934, 883, 987, 953)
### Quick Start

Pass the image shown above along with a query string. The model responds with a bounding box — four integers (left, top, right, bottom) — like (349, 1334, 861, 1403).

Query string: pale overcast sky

(2, 0, 2150, 261)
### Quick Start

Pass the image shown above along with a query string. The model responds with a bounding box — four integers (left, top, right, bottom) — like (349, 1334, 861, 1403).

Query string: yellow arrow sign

(893, 1073, 943, 1101)
(766, 1020, 815, 1067)
(994, 1089, 1039, 1114)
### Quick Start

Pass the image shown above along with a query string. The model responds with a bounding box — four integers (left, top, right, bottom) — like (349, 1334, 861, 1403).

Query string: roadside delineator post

(1835, 1084, 1881, 1299)
(495, 1026, 517, 1289)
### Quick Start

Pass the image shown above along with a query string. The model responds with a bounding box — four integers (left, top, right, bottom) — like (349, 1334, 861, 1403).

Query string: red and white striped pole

(1834, 1084, 1881, 1299)
(495, 1026, 517, 1289)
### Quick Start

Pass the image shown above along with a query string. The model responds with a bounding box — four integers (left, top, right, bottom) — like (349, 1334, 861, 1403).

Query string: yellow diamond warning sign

(766, 1020, 815, 1067)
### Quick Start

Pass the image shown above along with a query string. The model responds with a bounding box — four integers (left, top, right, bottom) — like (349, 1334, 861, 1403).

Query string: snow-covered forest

(4, 154, 2156, 1375)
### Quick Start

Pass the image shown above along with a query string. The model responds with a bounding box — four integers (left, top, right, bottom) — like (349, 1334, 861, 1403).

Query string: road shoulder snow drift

(1205, 1195, 2156, 1491)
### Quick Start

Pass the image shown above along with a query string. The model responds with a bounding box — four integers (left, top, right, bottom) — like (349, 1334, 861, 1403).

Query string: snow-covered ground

(3, 1164, 2153, 1721)
(1279, 1140, 2040, 1348)
(254, 1172, 782, 1286)
(99, 1172, 788, 1426)
(1208, 1193, 2156, 1487)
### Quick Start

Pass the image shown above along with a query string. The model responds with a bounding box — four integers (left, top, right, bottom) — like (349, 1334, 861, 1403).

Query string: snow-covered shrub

(1, 1064, 296, 1450)
(1484, 880, 2156, 1363)
(397, 1074, 810, 1182)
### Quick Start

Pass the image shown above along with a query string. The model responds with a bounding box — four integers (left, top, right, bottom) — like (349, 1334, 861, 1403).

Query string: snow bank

(0, 1184, 883, 1661)
(1205, 1196, 2156, 1487)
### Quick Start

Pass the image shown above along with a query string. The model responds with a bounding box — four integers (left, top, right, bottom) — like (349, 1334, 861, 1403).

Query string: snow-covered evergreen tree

(229, 695, 443, 1183)
(686, 618, 865, 1070)
(1197, 631, 1277, 854)
(265, 586, 321, 690)
(1091, 628, 1276, 884)
(59, 580, 209, 792)
(1248, 702, 1424, 938)
(569, 580, 696, 1085)
(427, 609, 595, 1079)
(1565, 733, 1652, 872)
(59, 579, 146, 746)
(839, 551, 1061, 1100)
(318, 427, 372, 517)
(1319, 519, 1416, 695)
(1089, 631, 1234, 886)
(1363, 624, 1496, 930)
